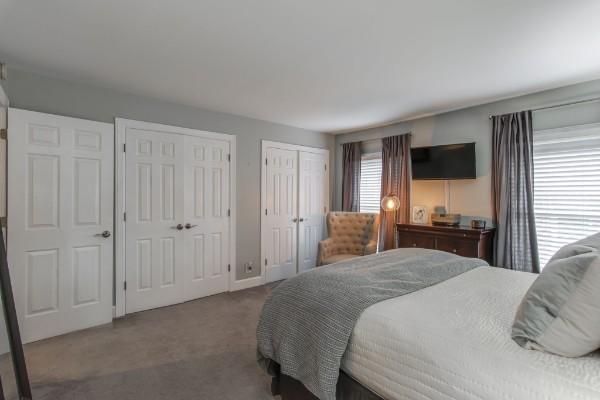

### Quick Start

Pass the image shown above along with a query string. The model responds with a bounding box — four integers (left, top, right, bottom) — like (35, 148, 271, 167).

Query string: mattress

(342, 267, 600, 400)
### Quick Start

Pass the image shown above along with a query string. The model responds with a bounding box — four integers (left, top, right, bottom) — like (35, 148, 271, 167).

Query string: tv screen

(411, 143, 476, 180)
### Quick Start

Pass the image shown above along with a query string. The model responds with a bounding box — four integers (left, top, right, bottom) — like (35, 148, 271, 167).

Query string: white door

(122, 121, 232, 313)
(183, 136, 230, 300)
(298, 151, 328, 273)
(124, 129, 185, 313)
(7, 109, 114, 343)
(264, 147, 298, 282)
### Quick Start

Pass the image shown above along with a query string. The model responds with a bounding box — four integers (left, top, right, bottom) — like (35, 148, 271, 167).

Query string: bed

(258, 249, 600, 400)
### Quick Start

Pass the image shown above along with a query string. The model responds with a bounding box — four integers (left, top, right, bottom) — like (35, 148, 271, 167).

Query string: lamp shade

(381, 193, 401, 212)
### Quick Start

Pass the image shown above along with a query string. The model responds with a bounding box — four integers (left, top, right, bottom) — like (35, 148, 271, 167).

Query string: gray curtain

(342, 142, 362, 212)
(379, 134, 412, 251)
(492, 111, 540, 273)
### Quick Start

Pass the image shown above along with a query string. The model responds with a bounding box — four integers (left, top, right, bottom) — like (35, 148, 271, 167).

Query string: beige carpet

(1, 285, 274, 400)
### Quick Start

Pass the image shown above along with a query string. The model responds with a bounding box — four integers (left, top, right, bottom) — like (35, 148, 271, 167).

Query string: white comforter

(342, 267, 600, 400)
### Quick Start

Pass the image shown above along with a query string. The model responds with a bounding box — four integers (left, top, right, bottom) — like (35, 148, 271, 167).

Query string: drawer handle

(452, 249, 457, 253)
(412, 243, 417, 247)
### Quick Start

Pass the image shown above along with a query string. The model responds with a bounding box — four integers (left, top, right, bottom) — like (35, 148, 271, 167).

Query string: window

(359, 153, 382, 213)
(533, 123, 600, 267)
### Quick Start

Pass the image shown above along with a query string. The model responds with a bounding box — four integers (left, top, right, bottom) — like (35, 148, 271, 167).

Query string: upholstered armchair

(317, 212, 380, 266)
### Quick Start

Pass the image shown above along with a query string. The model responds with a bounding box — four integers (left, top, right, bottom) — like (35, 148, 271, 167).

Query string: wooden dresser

(396, 223, 495, 264)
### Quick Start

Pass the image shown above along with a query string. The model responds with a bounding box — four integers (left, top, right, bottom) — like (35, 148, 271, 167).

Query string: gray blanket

(257, 248, 487, 400)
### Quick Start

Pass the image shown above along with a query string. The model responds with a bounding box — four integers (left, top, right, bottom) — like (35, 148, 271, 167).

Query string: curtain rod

(488, 96, 600, 119)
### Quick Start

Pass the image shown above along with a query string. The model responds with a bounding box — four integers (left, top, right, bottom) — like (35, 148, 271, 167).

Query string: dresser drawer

(397, 233, 435, 249)
(435, 237, 479, 258)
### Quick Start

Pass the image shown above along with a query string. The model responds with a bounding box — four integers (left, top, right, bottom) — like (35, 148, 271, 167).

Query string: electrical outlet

(244, 262, 253, 273)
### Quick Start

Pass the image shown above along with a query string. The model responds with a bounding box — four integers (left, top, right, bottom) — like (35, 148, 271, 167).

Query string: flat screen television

(411, 142, 476, 180)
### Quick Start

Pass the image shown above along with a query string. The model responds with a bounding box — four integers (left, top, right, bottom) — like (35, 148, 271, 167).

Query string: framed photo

(412, 205, 428, 224)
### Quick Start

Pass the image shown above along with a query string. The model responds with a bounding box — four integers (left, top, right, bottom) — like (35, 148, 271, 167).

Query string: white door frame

(115, 118, 236, 317)
(0, 83, 8, 223)
(260, 140, 329, 284)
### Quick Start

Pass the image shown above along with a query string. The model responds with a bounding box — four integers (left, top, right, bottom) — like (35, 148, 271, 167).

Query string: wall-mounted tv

(411, 142, 476, 180)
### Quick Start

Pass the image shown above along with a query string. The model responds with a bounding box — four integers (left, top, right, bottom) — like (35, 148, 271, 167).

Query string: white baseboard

(231, 276, 264, 291)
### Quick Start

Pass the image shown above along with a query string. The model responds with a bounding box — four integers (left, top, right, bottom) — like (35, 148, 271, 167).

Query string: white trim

(533, 122, 600, 135)
(361, 151, 381, 161)
(0, 83, 8, 107)
(261, 140, 330, 155)
(114, 118, 237, 317)
(260, 140, 330, 286)
(230, 276, 264, 291)
(115, 122, 126, 317)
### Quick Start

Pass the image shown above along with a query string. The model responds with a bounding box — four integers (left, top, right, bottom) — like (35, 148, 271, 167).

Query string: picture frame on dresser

(412, 206, 428, 224)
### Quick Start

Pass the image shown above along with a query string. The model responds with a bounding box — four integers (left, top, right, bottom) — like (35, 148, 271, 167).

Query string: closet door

(119, 119, 234, 315)
(7, 109, 114, 342)
(124, 129, 186, 313)
(264, 147, 298, 282)
(298, 151, 328, 272)
(183, 136, 230, 300)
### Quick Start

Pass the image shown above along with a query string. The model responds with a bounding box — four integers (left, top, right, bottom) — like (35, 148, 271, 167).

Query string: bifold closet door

(7, 109, 114, 343)
(123, 122, 231, 314)
(297, 151, 327, 273)
(264, 147, 298, 283)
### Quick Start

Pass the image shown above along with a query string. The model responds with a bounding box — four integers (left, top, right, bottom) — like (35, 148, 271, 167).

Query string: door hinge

(123, 212, 127, 222)
(265, 158, 268, 166)
(124, 281, 127, 291)
(227, 209, 231, 217)
(227, 264, 231, 272)
(227, 154, 231, 162)
(123, 143, 126, 152)
(324, 164, 327, 171)
(265, 258, 268, 266)
(0, 129, 6, 140)
(265, 209, 268, 215)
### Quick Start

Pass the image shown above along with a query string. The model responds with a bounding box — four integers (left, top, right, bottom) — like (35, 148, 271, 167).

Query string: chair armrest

(364, 239, 378, 255)
(317, 238, 336, 266)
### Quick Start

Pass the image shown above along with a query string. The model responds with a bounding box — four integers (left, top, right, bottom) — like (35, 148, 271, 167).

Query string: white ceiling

(1, 0, 600, 133)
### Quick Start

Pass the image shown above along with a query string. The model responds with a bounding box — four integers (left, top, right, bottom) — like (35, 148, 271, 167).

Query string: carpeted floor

(1, 285, 274, 400)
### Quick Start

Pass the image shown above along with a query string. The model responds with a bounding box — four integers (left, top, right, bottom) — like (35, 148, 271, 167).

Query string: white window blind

(533, 123, 600, 267)
(359, 154, 382, 213)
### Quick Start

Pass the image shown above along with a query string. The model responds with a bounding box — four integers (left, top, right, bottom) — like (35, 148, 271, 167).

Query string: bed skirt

(268, 362, 383, 400)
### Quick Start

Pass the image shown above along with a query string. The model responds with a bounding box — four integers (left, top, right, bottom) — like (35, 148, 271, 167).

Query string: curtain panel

(379, 134, 412, 251)
(492, 110, 540, 273)
(342, 142, 362, 212)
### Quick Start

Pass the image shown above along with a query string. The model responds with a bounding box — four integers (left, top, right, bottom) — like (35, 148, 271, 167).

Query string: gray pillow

(512, 244, 600, 357)
(546, 232, 600, 265)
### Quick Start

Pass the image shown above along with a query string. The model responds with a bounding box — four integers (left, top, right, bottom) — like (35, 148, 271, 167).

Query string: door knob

(185, 223, 198, 229)
(299, 218, 305, 222)
(96, 230, 111, 238)
(292, 218, 298, 223)
(173, 224, 184, 230)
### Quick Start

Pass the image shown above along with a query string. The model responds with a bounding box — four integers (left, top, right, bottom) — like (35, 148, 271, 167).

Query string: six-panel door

(124, 128, 186, 313)
(183, 136, 230, 301)
(264, 147, 298, 282)
(7, 109, 114, 343)
(298, 151, 327, 273)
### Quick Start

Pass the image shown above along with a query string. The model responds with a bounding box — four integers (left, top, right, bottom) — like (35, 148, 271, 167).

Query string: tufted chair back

(317, 212, 380, 266)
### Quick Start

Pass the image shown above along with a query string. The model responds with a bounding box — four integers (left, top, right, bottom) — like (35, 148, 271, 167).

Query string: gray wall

(3, 67, 335, 281)
(334, 79, 600, 225)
